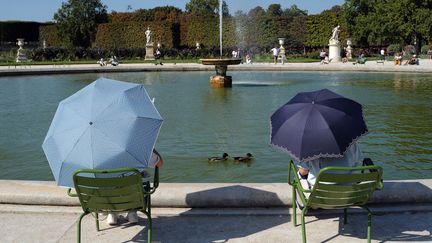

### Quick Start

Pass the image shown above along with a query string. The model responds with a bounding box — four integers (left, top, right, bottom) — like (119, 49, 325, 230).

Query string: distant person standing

(270, 46, 279, 64)
(154, 48, 163, 65)
(380, 48, 385, 61)
(319, 49, 326, 62)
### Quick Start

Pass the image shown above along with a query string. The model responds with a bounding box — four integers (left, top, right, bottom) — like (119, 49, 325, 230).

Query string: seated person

(320, 55, 330, 64)
(107, 149, 163, 225)
(404, 55, 419, 65)
(97, 58, 106, 66)
(245, 54, 252, 64)
(109, 56, 119, 66)
(353, 54, 366, 65)
(297, 142, 363, 190)
(394, 53, 402, 65)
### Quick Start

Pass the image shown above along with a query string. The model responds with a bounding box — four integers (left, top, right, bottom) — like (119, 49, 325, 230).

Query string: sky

(0, 0, 344, 22)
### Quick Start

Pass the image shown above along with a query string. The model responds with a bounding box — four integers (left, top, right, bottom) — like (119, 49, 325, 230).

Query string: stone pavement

(2, 59, 432, 76)
(1, 204, 431, 243)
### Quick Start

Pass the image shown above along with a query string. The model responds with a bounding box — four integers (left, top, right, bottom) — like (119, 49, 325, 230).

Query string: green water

(0, 71, 431, 182)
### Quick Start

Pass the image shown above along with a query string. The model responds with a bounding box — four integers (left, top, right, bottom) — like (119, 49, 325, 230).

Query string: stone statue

(330, 25, 340, 42)
(145, 27, 153, 45)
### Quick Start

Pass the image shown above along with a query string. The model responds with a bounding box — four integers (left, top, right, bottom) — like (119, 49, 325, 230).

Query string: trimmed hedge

(39, 25, 66, 47)
(0, 21, 44, 42)
(94, 21, 177, 48)
(179, 15, 237, 48)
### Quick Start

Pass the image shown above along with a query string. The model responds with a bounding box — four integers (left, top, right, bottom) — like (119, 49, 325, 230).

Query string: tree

(185, 0, 229, 16)
(343, 0, 432, 51)
(53, 0, 108, 47)
(283, 5, 308, 17)
(267, 4, 282, 17)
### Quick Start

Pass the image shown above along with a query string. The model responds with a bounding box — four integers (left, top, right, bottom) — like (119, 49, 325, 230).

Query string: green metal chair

(68, 167, 159, 243)
(288, 160, 383, 243)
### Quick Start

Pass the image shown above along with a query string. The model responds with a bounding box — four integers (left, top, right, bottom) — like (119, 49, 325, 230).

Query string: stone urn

(278, 38, 285, 47)
(196, 42, 200, 50)
(278, 38, 286, 63)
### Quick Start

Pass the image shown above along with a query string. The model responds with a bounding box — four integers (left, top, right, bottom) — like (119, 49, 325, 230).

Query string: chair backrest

(307, 166, 383, 209)
(73, 168, 145, 213)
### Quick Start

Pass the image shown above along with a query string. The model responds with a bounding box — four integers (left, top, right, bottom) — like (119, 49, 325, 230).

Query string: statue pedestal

(16, 48, 27, 62)
(145, 44, 154, 60)
(210, 75, 232, 88)
(328, 40, 341, 62)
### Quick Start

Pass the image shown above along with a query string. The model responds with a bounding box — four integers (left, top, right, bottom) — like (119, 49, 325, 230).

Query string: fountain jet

(201, 0, 241, 88)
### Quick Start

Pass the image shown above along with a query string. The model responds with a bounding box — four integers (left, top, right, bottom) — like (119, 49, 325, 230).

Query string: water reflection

(0, 71, 431, 182)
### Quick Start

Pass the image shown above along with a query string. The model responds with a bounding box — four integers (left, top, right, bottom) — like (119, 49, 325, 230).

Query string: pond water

(0, 71, 431, 182)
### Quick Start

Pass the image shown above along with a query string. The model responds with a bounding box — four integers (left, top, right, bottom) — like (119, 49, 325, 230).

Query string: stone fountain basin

(200, 58, 241, 65)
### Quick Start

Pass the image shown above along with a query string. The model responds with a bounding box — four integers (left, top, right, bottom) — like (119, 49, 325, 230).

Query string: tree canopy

(343, 0, 432, 51)
(53, 0, 108, 47)
(185, 0, 229, 16)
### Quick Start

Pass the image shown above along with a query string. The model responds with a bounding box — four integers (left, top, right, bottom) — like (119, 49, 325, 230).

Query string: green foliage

(0, 21, 43, 42)
(342, 0, 432, 50)
(53, 0, 108, 47)
(94, 21, 176, 49)
(185, 0, 229, 16)
(179, 15, 236, 48)
(110, 6, 182, 23)
(421, 44, 431, 54)
(387, 44, 402, 55)
(306, 11, 340, 47)
(283, 5, 308, 17)
(267, 4, 283, 17)
(39, 25, 66, 47)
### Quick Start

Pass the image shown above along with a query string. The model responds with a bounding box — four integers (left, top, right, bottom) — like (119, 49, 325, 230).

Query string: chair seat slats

(75, 175, 140, 187)
(309, 195, 369, 206)
(316, 181, 376, 191)
(313, 188, 374, 198)
(86, 200, 143, 211)
(77, 184, 142, 197)
(318, 173, 380, 183)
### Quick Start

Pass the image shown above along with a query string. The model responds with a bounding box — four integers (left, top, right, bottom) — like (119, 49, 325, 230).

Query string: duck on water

(208, 153, 229, 162)
(233, 153, 254, 162)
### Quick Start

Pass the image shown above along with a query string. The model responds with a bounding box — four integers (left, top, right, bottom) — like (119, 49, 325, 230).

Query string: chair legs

(360, 206, 372, 243)
(141, 210, 152, 243)
(95, 213, 100, 231)
(301, 207, 307, 243)
(292, 186, 297, 226)
(77, 212, 89, 243)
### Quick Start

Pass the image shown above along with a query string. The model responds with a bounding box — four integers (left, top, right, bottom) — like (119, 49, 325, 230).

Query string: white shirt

(298, 142, 362, 186)
(271, 48, 279, 56)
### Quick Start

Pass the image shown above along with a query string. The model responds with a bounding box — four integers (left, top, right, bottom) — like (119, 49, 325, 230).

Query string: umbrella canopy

(270, 89, 367, 162)
(42, 78, 163, 187)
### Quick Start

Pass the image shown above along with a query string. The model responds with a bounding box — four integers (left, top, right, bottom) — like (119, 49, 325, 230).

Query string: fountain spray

(219, 0, 223, 58)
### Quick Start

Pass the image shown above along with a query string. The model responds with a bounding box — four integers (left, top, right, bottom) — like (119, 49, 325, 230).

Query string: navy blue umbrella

(270, 89, 368, 162)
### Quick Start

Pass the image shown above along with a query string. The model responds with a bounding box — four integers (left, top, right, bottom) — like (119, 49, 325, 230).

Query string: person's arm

(153, 149, 164, 168)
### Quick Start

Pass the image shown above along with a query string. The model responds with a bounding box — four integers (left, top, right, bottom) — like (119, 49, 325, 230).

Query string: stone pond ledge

(2, 60, 432, 76)
(0, 180, 431, 207)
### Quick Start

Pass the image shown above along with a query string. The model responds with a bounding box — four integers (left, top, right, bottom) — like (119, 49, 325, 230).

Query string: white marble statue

(330, 25, 340, 42)
(145, 27, 153, 45)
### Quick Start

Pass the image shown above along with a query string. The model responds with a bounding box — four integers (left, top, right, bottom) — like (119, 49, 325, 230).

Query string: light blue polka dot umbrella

(42, 78, 163, 187)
